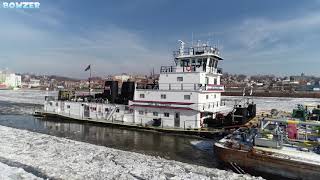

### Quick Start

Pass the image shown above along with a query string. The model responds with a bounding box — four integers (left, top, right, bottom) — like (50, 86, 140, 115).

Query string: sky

(0, 0, 320, 78)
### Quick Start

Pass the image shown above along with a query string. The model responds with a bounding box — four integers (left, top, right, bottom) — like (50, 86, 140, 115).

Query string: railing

(206, 84, 224, 91)
(136, 83, 159, 90)
(136, 83, 224, 91)
(173, 46, 220, 58)
(160, 66, 176, 73)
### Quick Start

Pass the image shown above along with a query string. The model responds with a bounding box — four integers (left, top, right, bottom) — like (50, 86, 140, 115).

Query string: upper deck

(160, 41, 224, 75)
(173, 44, 223, 60)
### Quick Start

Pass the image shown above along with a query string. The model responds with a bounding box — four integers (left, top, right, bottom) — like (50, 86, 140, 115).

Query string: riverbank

(0, 125, 260, 180)
(223, 91, 320, 98)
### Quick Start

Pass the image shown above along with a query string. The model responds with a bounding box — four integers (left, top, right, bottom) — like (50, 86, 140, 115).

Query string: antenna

(192, 32, 194, 46)
(178, 40, 185, 55)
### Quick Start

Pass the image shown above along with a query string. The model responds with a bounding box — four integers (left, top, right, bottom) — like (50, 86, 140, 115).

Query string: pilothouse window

(184, 95, 191, 100)
(177, 77, 183, 81)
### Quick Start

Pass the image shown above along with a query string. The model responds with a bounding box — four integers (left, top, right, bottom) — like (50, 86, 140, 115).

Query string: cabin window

(214, 78, 217, 85)
(105, 108, 109, 112)
(161, 94, 166, 99)
(164, 112, 169, 117)
(209, 58, 214, 67)
(139, 110, 144, 115)
(179, 60, 184, 67)
(197, 59, 203, 66)
(153, 112, 158, 116)
(217, 102, 219, 107)
(214, 60, 218, 68)
(203, 59, 207, 71)
(140, 94, 145, 98)
(116, 108, 120, 113)
(177, 77, 183, 81)
(56, 102, 58, 106)
(67, 105, 70, 109)
(181, 59, 190, 67)
(184, 95, 191, 100)
(214, 94, 216, 99)
(206, 95, 209, 99)
(49, 102, 53, 106)
(125, 106, 129, 111)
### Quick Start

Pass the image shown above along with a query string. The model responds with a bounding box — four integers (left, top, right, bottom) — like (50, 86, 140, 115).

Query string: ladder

(106, 105, 118, 121)
(230, 162, 245, 174)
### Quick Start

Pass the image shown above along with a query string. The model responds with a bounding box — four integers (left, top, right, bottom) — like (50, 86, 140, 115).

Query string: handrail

(173, 46, 220, 57)
(136, 83, 224, 91)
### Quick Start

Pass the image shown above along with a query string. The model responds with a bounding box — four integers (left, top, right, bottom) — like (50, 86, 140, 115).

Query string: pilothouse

(132, 40, 226, 128)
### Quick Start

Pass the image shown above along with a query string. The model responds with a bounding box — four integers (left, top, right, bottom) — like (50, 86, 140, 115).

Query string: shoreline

(222, 91, 320, 98)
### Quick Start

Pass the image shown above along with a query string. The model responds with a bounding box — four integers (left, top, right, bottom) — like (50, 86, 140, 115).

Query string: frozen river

(1, 89, 318, 179)
(0, 125, 260, 180)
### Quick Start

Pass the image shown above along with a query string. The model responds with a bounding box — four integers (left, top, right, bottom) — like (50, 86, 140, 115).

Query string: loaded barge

(215, 106, 320, 179)
(35, 41, 256, 137)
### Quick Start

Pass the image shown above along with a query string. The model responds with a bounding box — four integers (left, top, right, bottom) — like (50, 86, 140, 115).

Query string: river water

(1, 90, 319, 179)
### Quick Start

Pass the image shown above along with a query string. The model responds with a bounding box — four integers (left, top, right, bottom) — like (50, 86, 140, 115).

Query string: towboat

(39, 40, 256, 134)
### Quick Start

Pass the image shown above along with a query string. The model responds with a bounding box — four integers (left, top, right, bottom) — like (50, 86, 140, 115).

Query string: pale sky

(1, 0, 320, 78)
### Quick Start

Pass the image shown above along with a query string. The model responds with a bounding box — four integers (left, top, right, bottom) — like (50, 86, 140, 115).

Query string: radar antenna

(178, 40, 185, 55)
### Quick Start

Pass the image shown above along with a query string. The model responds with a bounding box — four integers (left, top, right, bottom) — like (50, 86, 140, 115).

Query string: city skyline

(1, 0, 320, 78)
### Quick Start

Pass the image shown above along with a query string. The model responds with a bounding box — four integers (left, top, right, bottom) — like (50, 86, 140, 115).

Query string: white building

(5, 73, 22, 88)
(113, 74, 131, 82)
(29, 79, 40, 88)
(0, 71, 21, 88)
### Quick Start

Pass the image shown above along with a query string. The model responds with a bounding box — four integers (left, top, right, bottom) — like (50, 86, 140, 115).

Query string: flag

(85, 64, 91, 71)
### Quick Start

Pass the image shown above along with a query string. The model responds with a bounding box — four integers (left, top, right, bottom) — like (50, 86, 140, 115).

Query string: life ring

(186, 66, 191, 72)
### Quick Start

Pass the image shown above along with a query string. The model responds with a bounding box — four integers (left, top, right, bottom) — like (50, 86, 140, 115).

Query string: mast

(89, 65, 92, 96)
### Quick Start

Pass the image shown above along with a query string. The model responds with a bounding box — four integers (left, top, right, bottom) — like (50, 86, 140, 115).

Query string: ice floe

(0, 125, 262, 180)
(223, 96, 320, 113)
(0, 162, 42, 180)
(0, 90, 57, 105)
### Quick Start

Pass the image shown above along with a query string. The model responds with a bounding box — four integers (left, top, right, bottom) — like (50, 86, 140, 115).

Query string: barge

(214, 109, 320, 180)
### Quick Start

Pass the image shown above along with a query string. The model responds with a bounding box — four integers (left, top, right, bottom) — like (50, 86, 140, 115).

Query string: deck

(33, 111, 238, 138)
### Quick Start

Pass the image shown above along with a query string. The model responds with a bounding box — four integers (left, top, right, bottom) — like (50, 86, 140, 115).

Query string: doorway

(174, 112, 180, 127)
(84, 105, 90, 118)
